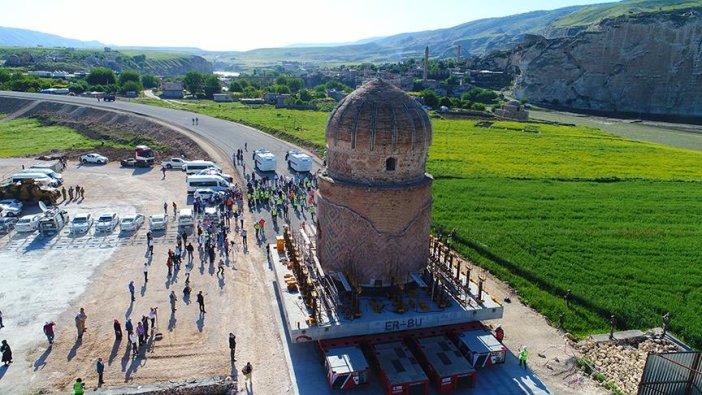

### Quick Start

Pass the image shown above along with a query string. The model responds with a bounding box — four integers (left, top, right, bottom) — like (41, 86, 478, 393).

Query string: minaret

(423, 46, 429, 82)
(457, 45, 462, 63)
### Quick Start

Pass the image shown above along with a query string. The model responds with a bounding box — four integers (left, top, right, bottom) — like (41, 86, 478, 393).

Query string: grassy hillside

(0, 47, 210, 76)
(0, 118, 110, 156)
(209, 1, 702, 69)
(140, 99, 702, 349)
(553, 0, 702, 27)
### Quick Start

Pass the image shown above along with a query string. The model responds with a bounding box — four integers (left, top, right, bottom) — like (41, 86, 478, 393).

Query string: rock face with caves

(511, 8, 702, 118)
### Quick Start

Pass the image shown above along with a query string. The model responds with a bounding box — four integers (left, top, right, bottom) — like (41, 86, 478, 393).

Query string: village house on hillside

(160, 81, 184, 99)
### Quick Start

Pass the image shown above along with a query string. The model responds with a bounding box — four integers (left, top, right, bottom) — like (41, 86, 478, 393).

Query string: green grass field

(140, 100, 702, 349)
(137, 99, 329, 152)
(0, 118, 132, 157)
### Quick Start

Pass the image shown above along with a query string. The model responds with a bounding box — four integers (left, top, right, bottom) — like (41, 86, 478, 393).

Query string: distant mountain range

(0, 26, 103, 48)
(2, 0, 701, 71)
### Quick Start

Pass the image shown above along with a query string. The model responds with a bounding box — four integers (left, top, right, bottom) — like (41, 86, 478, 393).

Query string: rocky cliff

(511, 9, 702, 118)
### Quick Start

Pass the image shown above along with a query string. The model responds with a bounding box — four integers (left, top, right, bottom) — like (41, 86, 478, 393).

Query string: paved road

(0, 90, 322, 238)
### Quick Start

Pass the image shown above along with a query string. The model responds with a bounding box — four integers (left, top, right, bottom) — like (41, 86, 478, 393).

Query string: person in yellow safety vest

(72, 378, 85, 394)
(518, 347, 528, 370)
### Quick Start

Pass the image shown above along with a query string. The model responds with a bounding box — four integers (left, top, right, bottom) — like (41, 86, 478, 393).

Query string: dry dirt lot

(0, 158, 291, 394)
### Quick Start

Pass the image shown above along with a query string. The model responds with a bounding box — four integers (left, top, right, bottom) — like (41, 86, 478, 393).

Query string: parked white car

(194, 188, 219, 200)
(120, 214, 145, 232)
(196, 168, 234, 183)
(95, 213, 119, 232)
(161, 157, 187, 169)
(15, 214, 40, 232)
(0, 199, 23, 217)
(178, 209, 194, 228)
(70, 213, 94, 234)
(149, 214, 168, 230)
(80, 153, 108, 164)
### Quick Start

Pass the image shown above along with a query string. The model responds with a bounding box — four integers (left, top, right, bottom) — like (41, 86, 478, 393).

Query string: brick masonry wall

(316, 174, 432, 286)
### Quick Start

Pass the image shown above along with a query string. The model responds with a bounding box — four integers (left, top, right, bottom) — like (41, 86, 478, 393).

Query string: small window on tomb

(385, 157, 396, 171)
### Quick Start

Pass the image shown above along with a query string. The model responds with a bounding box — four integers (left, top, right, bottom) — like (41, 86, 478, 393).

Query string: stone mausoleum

(316, 79, 433, 287)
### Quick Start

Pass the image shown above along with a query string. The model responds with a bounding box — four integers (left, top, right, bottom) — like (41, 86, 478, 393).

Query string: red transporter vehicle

(370, 341, 429, 395)
(323, 346, 370, 390)
(408, 335, 476, 392)
(135, 145, 155, 165)
(453, 329, 507, 368)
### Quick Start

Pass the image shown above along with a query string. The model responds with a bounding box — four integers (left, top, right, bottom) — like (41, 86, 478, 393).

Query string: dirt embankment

(0, 97, 210, 161)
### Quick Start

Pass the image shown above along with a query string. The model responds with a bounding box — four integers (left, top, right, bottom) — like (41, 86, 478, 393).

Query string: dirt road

(0, 156, 292, 394)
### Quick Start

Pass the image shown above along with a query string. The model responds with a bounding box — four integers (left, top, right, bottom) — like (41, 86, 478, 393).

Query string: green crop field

(0, 118, 127, 157)
(530, 109, 702, 152)
(141, 100, 702, 349)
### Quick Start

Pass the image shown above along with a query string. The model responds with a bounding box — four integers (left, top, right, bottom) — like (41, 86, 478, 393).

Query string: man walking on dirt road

(129, 281, 135, 302)
(197, 291, 206, 314)
(75, 308, 87, 339)
(229, 333, 236, 362)
(170, 291, 177, 313)
(96, 357, 105, 386)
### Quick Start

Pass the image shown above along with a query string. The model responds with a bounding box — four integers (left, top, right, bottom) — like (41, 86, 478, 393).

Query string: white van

(287, 150, 313, 172)
(11, 173, 57, 187)
(20, 168, 63, 184)
(254, 149, 277, 172)
(178, 208, 194, 227)
(182, 160, 221, 174)
(186, 175, 232, 194)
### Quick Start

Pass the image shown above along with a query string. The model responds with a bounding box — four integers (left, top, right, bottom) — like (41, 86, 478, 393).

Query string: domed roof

(324, 79, 433, 184)
(326, 79, 432, 153)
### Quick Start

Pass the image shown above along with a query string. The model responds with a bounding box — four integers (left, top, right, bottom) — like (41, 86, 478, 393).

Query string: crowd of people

(1, 144, 310, 392)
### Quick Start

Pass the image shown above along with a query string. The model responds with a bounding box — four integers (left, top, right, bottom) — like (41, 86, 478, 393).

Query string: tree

(8, 73, 41, 92)
(141, 74, 160, 89)
(420, 89, 439, 108)
(86, 67, 116, 86)
(183, 71, 204, 95)
(118, 70, 142, 93)
(242, 86, 258, 98)
(325, 80, 349, 92)
(119, 70, 140, 85)
(275, 84, 290, 94)
(445, 74, 459, 86)
(286, 78, 304, 93)
(229, 81, 243, 92)
(203, 75, 222, 98)
(0, 68, 10, 83)
(119, 80, 142, 95)
(298, 89, 312, 102)
(69, 79, 89, 94)
(463, 87, 498, 104)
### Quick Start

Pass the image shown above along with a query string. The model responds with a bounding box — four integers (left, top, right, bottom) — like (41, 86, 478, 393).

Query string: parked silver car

(15, 214, 40, 233)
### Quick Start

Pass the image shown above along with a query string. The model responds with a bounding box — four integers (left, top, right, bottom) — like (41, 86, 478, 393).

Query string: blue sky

(0, 0, 611, 51)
